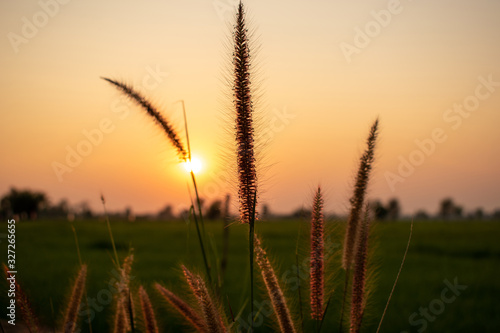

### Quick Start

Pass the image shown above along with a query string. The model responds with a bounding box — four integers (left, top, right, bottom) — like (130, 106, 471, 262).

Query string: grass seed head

(232, 2, 257, 224)
(342, 119, 379, 270)
(350, 205, 372, 333)
(62, 264, 87, 333)
(139, 286, 159, 333)
(182, 266, 227, 333)
(155, 282, 208, 333)
(254, 236, 297, 333)
(102, 77, 188, 160)
(310, 186, 325, 320)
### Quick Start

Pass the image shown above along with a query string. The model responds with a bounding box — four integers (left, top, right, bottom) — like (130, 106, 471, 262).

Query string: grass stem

(101, 195, 120, 270)
(375, 221, 413, 333)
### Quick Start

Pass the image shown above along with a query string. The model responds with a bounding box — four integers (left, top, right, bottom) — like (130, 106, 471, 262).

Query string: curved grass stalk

(349, 207, 371, 333)
(155, 283, 208, 333)
(254, 236, 296, 333)
(375, 221, 413, 333)
(62, 265, 87, 333)
(342, 119, 379, 270)
(139, 286, 159, 333)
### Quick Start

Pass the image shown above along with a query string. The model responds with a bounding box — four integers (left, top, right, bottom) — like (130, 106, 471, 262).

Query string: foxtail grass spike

(182, 266, 227, 333)
(233, 1, 257, 224)
(349, 206, 371, 333)
(254, 236, 296, 333)
(310, 186, 325, 320)
(113, 299, 127, 333)
(120, 254, 134, 297)
(139, 286, 159, 333)
(3, 264, 40, 333)
(118, 254, 134, 332)
(63, 265, 87, 333)
(101, 77, 187, 160)
(155, 283, 208, 333)
(342, 119, 379, 270)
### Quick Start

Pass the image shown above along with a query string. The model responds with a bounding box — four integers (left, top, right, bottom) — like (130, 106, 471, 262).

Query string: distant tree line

(0, 187, 233, 222)
(0, 188, 95, 221)
(1, 187, 499, 222)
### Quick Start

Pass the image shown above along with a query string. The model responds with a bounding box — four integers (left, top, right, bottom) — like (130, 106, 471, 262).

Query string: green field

(2, 219, 500, 332)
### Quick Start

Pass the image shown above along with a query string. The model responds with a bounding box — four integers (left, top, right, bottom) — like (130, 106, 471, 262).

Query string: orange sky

(1, 0, 499, 216)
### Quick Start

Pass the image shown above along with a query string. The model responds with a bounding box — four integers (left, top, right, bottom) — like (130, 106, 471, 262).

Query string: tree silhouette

(371, 200, 388, 220)
(205, 200, 222, 220)
(414, 209, 430, 220)
(439, 198, 463, 220)
(387, 198, 401, 220)
(0, 188, 48, 220)
(371, 198, 401, 220)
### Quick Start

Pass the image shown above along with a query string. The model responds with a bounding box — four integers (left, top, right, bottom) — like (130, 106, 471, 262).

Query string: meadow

(2, 219, 499, 332)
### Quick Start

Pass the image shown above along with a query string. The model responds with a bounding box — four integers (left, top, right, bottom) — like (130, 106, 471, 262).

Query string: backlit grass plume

(112, 254, 135, 333)
(101, 77, 187, 160)
(155, 282, 208, 333)
(254, 236, 296, 333)
(139, 286, 159, 333)
(182, 265, 227, 333)
(232, 1, 257, 224)
(62, 264, 87, 333)
(3, 264, 40, 333)
(112, 299, 127, 333)
(350, 206, 372, 333)
(342, 119, 379, 270)
(310, 186, 325, 320)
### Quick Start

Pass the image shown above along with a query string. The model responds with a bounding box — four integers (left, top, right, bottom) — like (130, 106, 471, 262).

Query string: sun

(183, 157, 203, 174)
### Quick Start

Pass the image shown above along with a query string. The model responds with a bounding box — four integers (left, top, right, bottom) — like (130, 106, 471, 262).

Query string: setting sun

(183, 157, 203, 174)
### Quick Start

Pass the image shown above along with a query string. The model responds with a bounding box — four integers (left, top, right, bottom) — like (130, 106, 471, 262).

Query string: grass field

(1, 219, 500, 332)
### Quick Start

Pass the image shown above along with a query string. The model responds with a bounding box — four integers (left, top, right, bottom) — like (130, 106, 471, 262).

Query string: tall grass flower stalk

(349, 206, 371, 333)
(70, 224, 93, 333)
(254, 236, 296, 333)
(231, 3, 259, 329)
(139, 286, 159, 333)
(112, 299, 127, 333)
(101, 78, 187, 160)
(63, 265, 87, 333)
(155, 283, 208, 332)
(118, 254, 135, 332)
(342, 119, 379, 270)
(310, 186, 325, 321)
(102, 79, 213, 285)
(232, 1, 257, 225)
(339, 119, 379, 332)
(182, 265, 228, 333)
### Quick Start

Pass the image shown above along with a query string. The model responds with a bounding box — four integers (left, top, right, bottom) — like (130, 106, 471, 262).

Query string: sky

(1, 0, 499, 217)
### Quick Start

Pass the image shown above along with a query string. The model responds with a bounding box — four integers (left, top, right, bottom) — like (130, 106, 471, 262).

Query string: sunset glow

(0, 0, 499, 216)
(183, 157, 203, 175)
